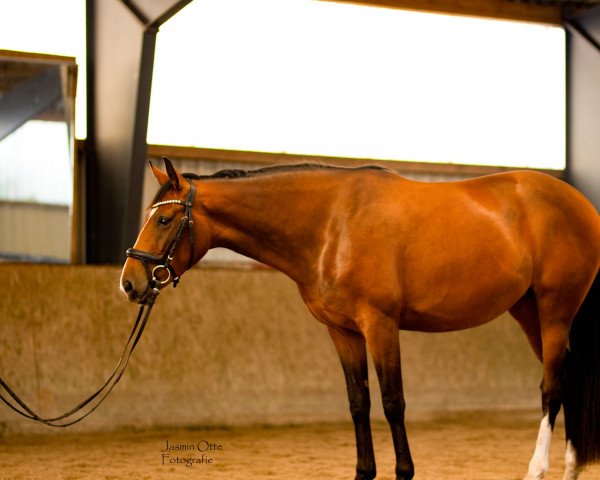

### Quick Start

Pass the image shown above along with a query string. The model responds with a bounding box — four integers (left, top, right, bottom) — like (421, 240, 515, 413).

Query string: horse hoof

(355, 469, 376, 480)
(395, 465, 415, 480)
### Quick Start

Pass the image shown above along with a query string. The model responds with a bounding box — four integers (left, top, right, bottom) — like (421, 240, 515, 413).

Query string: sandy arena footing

(2, 411, 600, 480)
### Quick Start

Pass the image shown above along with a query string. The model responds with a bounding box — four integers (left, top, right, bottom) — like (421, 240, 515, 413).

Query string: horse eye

(157, 216, 172, 226)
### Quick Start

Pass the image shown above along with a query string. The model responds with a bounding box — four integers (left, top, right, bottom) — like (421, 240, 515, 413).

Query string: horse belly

(400, 275, 528, 332)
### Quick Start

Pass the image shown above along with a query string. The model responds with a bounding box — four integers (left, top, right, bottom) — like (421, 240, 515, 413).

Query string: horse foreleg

(363, 316, 414, 480)
(328, 326, 376, 480)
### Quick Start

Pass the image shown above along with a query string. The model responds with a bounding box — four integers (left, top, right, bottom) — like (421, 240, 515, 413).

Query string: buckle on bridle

(151, 264, 171, 286)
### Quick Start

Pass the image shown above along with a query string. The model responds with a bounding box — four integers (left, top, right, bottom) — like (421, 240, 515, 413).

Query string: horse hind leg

(560, 272, 600, 479)
(561, 439, 580, 480)
(509, 292, 553, 479)
(509, 289, 542, 362)
(520, 280, 593, 480)
(525, 321, 569, 480)
(509, 290, 556, 480)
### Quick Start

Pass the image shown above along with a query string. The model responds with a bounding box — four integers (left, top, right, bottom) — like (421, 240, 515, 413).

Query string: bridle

(126, 179, 196, 298)
(0, 179, 198, 427)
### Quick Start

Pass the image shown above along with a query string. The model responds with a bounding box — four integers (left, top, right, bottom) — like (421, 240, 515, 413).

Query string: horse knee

(382, 396, 406, 424)
(350, 394, 371, 423)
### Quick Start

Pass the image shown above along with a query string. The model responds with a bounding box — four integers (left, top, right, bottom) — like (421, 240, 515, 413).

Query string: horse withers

(121, 157, 600, 480)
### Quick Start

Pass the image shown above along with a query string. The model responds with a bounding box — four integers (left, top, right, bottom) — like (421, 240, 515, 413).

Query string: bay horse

(121, 157, 600, 480)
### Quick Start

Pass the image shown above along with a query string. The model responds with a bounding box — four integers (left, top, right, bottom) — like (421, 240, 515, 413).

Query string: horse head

(120, 157, 209, 303)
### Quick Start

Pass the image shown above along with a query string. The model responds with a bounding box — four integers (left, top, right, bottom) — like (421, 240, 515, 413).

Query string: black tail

(563, 271, 600, 466)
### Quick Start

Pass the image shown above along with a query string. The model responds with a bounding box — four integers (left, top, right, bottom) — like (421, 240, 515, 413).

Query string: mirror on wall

(0, 50, 78, 263)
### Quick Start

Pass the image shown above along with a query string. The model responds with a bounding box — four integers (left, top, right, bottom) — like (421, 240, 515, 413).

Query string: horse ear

(163, 156, 185, 190)
(150, 161, 170, 186)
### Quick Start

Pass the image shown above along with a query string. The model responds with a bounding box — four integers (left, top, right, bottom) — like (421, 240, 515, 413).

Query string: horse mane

(151, 163, 386, 205)
(185, 162, 385, 180)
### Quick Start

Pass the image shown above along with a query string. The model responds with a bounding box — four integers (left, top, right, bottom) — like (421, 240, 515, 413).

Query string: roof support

(566, 5, 600, 210)
(85, 0, 192, 264)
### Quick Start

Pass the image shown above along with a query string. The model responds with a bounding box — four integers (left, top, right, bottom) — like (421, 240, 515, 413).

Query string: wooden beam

(0, 50, 76, 65)
(321, 0, 563, 25)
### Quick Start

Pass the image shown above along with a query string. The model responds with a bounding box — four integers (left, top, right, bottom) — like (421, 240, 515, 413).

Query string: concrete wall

(0, 264, 541, 436)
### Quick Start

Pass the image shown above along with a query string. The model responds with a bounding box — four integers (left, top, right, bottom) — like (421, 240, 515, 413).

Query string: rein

(0, 289, 158, 427)
(0, 180, 197, 428)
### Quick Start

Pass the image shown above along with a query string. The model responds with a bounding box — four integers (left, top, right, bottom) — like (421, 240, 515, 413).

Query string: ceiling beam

(567, 3, 600, 51)
(321, 0, 563, 24)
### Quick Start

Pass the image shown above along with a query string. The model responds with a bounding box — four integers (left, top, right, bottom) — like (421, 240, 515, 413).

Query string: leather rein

(0, 181, 197, 427)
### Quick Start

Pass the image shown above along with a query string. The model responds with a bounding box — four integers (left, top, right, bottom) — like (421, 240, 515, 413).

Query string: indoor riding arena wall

(0, 263, 541, 436)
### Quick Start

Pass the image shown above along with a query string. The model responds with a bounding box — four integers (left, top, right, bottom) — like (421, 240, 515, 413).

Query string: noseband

(126, 180, 196, 296)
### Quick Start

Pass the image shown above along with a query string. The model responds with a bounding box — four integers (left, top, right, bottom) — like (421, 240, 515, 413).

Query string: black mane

(185, 162, 384, 180)
(151, 163, 385, 205)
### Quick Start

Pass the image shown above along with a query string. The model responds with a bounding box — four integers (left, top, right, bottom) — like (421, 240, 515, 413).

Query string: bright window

(0, 121, 72, 205)
(149, 0, 566, 169)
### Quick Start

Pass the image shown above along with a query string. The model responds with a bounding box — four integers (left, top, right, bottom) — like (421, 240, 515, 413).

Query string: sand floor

(1, 411, 600, 480)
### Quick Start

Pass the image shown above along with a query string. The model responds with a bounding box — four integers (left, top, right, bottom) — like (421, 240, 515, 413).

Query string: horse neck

(198, 173, 334, 283)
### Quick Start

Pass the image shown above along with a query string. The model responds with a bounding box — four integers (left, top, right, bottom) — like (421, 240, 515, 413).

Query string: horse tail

(562, 270, 600, 466)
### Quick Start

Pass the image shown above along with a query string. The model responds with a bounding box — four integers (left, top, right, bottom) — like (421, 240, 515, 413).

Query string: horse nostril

(124, 280, 133, 293)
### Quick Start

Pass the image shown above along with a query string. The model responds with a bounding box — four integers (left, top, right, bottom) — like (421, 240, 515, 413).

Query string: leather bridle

(126, 179, 196, 298)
